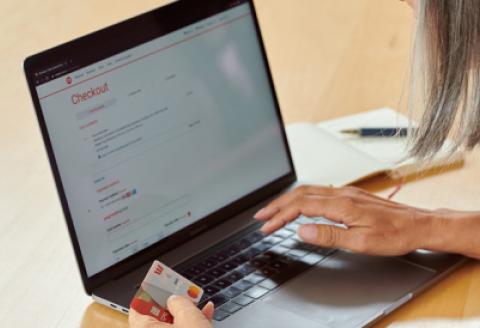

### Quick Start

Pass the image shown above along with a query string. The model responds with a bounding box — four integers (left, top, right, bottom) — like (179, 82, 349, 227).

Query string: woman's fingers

(167, 296, 212, 328)
(260, 195, 356, 234)
(254, 184, 434, 256)
(254, 185, 335, 220)
(298, 224, 359, 251)
(201, 302, 215, 321)
(255, 185, 398, 222)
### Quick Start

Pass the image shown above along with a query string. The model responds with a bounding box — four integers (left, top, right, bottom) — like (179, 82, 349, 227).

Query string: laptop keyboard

(177, 216, 336, 322)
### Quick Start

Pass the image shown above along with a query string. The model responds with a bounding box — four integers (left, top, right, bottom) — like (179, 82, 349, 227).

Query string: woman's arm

(254, 185, 480, 259)
(425, 209, 480, 259)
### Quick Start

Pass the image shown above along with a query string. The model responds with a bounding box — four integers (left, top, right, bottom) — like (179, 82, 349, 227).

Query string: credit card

(130, 260, 204, 323)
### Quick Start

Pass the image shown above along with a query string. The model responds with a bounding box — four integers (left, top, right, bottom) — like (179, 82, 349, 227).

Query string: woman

(130, 0, 480, 326)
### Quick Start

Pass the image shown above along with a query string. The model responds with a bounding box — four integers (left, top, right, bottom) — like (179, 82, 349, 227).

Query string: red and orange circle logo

(187, 285, 201, 299)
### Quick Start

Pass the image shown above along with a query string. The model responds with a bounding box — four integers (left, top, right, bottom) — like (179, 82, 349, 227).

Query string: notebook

(286, 108, 464, 187)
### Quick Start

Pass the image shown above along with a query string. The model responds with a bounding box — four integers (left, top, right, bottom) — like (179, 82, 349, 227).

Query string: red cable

(387, 178, 405, 200)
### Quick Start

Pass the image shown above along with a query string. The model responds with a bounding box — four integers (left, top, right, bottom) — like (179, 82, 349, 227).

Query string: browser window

(36, 3, 291, 277)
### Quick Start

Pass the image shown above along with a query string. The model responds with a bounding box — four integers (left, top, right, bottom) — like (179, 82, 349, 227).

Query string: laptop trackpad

(262, 251, 436, 328)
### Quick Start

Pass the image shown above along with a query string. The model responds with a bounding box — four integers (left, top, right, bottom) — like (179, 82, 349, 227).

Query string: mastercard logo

(187, 285, 201, 299)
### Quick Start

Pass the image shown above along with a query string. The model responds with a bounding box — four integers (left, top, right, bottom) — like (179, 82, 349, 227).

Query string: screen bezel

(24, 0, 296, 294)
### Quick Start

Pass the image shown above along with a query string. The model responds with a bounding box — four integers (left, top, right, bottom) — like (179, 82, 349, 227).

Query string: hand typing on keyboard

(255, 184, 440, 257)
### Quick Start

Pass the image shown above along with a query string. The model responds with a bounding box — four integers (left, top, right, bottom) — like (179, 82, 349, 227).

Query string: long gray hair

(410, 0, 480, 158)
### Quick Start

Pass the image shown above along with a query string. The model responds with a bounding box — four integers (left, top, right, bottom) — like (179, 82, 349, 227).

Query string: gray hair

(409, 0, 480, 158)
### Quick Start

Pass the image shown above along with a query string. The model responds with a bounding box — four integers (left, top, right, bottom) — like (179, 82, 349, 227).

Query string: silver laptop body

(24, 1, 465, 327)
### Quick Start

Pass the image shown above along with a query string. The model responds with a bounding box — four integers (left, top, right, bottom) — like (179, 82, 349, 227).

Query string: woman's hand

(255, 185, 437, 256)
(129, 296, 214, 328)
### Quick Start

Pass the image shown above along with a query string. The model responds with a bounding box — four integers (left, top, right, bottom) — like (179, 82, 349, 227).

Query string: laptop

(24, 0, 465, 327)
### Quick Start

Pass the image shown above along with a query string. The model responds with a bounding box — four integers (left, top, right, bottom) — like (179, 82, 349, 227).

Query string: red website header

(71, 83, 110, 105)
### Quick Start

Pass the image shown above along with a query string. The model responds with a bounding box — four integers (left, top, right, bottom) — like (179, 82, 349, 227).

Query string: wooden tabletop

(1, 0, 478, 327)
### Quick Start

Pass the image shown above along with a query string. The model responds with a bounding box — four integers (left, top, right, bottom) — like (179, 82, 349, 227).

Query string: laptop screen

(33, 2, 291, 277)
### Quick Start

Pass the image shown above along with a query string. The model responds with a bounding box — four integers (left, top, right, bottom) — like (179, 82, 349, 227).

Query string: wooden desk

(0, 0, 478, 327)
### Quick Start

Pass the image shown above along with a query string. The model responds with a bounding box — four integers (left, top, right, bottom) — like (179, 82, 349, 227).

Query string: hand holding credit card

(130, 260, 204, 323)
